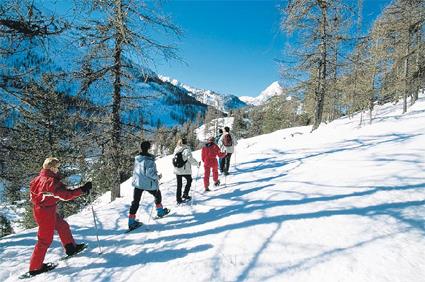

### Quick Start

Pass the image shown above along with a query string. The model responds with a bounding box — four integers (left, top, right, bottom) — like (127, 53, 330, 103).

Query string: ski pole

(148, 203, 155, 225)
(88, 192, 102, 255)
(234, 148, 236, 167)
(147, 188, 159, 226)
(139, 189, 145, 215)
(192, 166, 200, 206)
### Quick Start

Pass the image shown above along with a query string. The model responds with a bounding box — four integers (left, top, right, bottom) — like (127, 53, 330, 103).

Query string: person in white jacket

(173, 138, 200, 204)
(128, 140, 169, 229)
(218, 126, 238, 176)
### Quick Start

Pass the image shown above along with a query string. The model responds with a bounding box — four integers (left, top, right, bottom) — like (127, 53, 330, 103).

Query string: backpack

(172, 151, 187, 168)
(222, 134, 233, 147)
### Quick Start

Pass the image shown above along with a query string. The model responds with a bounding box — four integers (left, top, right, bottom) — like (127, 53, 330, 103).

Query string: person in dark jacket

(201, 136, 226, 191)
(28, 157, 91, 275)
(218, 126, 238, 175)
(128, 140, 169, 229)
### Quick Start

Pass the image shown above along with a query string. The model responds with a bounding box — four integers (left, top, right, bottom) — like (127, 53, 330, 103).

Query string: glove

(158, 173, 162, 180)
(80, 181, 92, 194)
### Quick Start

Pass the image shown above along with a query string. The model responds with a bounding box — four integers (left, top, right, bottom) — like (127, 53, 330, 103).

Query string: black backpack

(172, 151, 187, 168)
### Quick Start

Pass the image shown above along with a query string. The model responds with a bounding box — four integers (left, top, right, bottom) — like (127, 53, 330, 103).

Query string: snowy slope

(240, 81, 286, 106)
(1, 95, 425, 282)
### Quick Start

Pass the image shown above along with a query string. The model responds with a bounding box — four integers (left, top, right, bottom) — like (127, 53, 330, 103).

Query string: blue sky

(154, 0, 391, 98)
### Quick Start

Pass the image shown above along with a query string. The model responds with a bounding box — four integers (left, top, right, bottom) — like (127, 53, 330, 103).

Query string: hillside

(0, 0, 245, 128)
(0, 94, 424, 282)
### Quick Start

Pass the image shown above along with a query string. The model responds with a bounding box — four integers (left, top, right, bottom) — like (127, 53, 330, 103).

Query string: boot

(182, 194, 192, 201)
(128, 217, 141, 229)
(156, 207, 170, 218)
(65, 243, 86, 256)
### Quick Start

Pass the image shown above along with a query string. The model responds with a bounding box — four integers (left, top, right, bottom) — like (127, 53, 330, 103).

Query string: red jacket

(202, 142, 226, 167)
(30, 169, 82, 207)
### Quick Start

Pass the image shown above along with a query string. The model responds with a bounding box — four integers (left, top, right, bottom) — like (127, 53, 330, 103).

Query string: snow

(0, 200, 26, 233)
(158, 75, 247, 112)
(195, 117, 235, 142)
(1, 94, 425, 281)
(240, 81, 286, 106)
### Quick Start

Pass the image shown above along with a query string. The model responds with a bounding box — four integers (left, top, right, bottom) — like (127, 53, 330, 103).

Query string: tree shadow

(58, 243, 213, 280)
(141, 182, 425, 247)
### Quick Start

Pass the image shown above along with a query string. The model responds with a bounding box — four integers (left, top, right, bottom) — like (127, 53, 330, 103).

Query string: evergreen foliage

(0, 214, 13, 237)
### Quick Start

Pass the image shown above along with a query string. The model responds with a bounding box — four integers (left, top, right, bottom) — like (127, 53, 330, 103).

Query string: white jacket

(218, 132, 238, 154)
(131, 153, 159, 191)
(173, 145, 199, 175)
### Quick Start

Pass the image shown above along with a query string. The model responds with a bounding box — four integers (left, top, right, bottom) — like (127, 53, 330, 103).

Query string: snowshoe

(19, 262, 58, 279)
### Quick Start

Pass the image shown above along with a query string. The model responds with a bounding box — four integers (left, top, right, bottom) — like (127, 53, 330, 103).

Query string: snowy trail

(1, 96, 425, 282)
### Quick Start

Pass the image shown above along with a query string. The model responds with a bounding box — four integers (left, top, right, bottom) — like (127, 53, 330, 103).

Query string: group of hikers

(25, 126, 237, 277)
(128, 126, 237, 229)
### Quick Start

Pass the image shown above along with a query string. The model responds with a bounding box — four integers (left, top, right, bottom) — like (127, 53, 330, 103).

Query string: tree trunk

(411, 30, 421, 105)
(111, 0, 124, 202)
(369, 74, 375, 125)
(312, 1, 328, 131)
(403, 29, 411, 114)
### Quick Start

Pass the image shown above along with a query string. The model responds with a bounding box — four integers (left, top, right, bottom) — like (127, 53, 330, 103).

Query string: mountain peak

(240, 81, 285, 106)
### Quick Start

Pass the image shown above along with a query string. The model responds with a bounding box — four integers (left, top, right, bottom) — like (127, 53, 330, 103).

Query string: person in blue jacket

(128, 140, 169, 229)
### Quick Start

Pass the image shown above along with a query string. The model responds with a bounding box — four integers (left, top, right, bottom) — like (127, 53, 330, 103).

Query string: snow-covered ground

(195, 117, 235, 142)
(1, 95, 425, 282)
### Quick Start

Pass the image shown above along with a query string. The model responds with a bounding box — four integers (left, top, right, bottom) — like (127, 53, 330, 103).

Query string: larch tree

(76, 0, 180, 201)
(281, 0, 358, 131)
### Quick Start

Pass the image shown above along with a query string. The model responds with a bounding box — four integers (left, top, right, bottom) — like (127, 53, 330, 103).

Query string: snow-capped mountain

(159, 76, 247, 112)
(240, 81, 286, 106)
(1, 1, 237, 129)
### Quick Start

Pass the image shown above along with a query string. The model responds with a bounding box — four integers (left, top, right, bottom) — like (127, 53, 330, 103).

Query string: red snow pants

(203, 164, 219, 189)
(29, 205, 75, 271)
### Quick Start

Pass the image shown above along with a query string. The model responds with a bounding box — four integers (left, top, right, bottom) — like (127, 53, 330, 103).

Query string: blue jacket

(131, 153, 159, 191)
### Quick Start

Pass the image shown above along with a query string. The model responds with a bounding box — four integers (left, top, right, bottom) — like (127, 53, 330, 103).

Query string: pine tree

(76, 0, 180, 201)
(0, 214, 13, 237)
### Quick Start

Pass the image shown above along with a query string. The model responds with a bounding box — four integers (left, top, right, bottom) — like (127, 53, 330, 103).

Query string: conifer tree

(76, 0, 180, 201)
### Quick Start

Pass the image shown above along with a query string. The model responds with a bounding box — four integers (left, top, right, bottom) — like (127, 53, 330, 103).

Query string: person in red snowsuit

(201, 137, 226, 191)
(28, 157, 92, 275)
